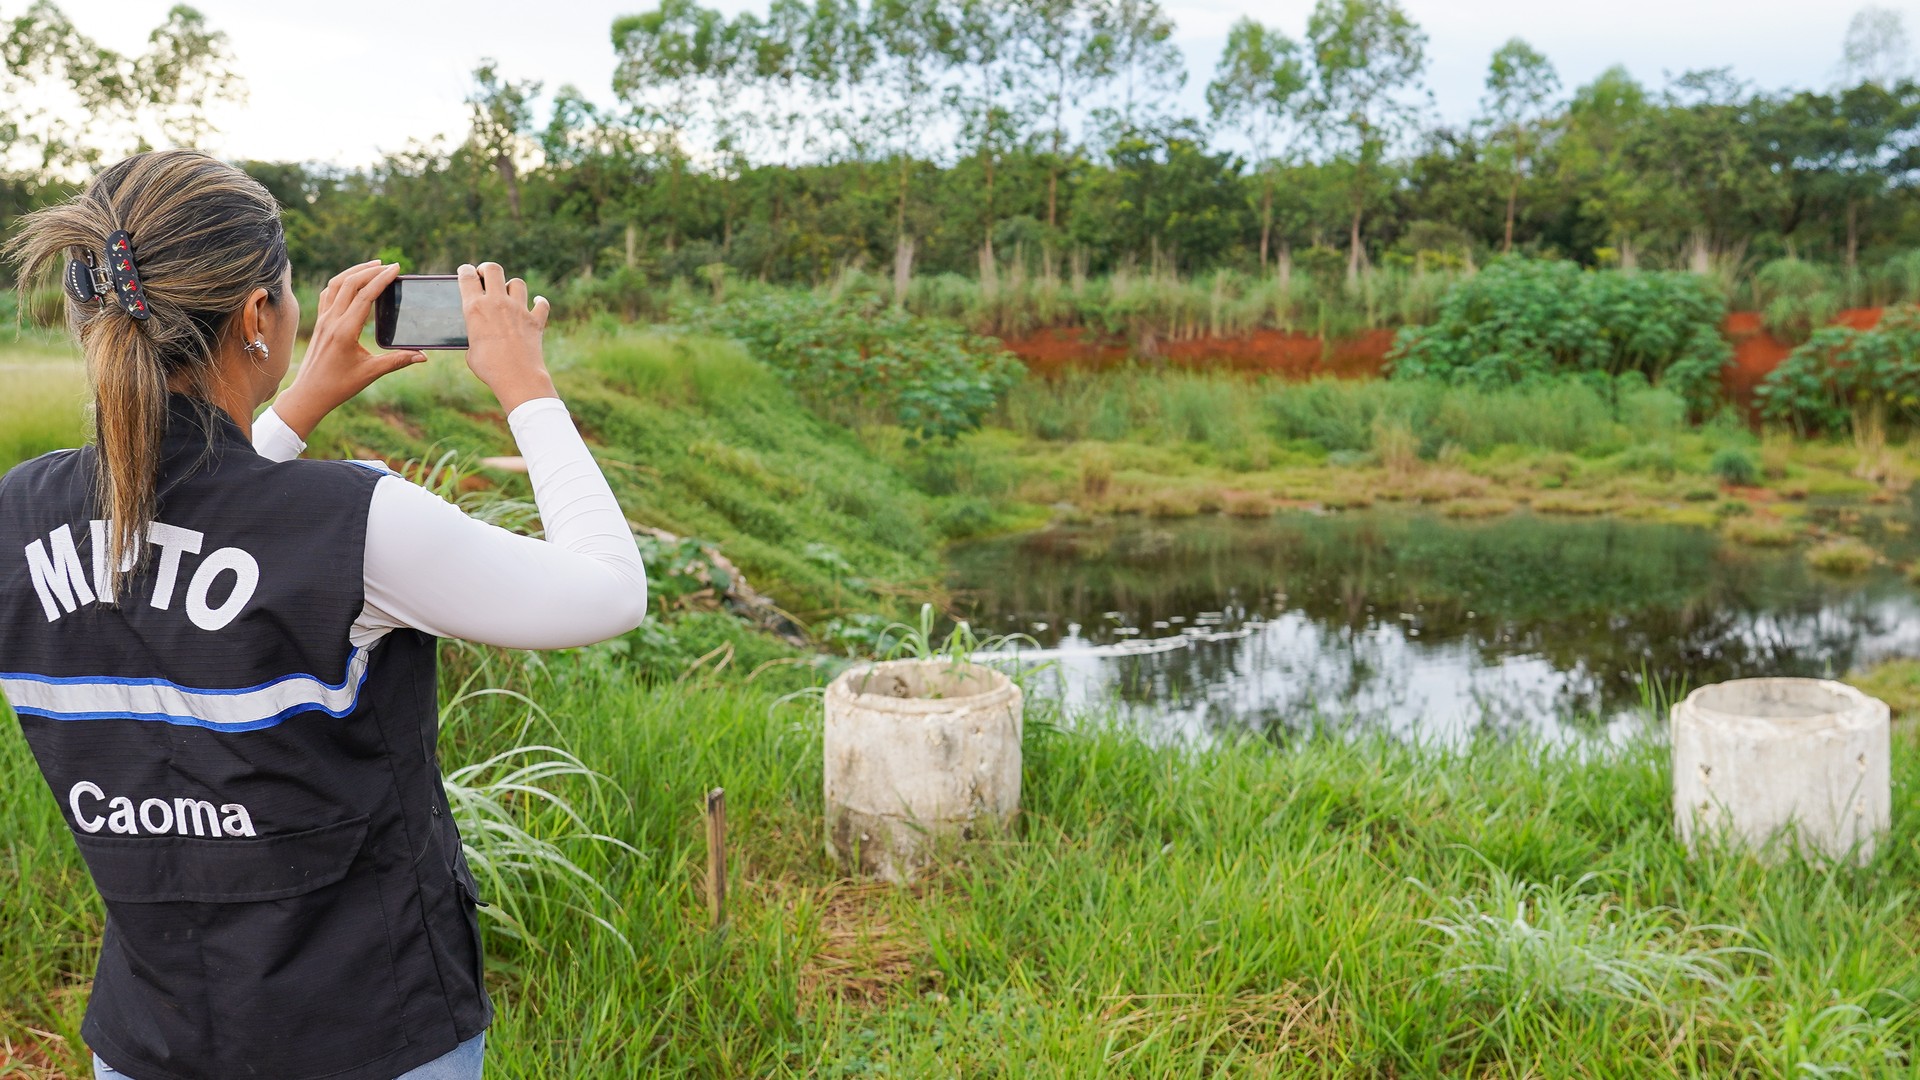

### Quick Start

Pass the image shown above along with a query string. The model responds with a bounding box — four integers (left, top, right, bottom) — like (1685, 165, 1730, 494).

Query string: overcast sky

(50, 0, 1920, 167)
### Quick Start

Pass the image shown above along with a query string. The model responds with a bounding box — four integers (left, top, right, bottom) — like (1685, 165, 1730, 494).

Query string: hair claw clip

(104, 230, 149, 321)
(63, 251, 109, 306)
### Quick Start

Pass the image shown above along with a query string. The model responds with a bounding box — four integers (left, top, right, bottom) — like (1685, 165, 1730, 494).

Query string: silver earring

(243, 339, 269, 361)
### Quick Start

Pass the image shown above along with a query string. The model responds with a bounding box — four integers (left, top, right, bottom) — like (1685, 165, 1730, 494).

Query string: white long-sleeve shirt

(252, 398, 648, 649)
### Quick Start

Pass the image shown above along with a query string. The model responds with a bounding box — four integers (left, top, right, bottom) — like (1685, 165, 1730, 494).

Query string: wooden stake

(704, 788, 727, 928)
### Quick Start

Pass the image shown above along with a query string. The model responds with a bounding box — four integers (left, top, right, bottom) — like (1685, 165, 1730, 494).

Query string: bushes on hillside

(1751, 257, 1841, 344)
(1389, 258, 1731, 410)
(1756, 305, 1920, 435)
(693, 293, 1022, 445)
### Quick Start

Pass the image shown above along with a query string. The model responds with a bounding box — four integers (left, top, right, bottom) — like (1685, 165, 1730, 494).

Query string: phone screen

(380, 276, 468, 350)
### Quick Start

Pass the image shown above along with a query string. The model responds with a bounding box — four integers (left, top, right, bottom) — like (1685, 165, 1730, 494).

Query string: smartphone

(374, 275, 467, 350)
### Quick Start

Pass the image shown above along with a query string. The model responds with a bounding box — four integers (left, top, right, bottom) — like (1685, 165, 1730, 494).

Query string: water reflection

(944, 510, 1920, 743)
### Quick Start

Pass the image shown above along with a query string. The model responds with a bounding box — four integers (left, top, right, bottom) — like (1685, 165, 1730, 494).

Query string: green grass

(8, 650, 1920, 1076)
(998, 367, 1693, 457)
(0, 341, 86, 468)
(1807, 537, 1880, 575)
(9, 323, 1920, 1075)
(1847, 658, 1920, 723)
(304, 329, 947, 625)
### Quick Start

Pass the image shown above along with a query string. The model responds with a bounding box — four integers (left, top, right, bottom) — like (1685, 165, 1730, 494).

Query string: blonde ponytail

(4, 150, 288, 600)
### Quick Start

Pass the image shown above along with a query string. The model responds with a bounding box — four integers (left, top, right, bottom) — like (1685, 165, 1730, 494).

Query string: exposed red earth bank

(998, 326, 1397, 379)
(998, 311, 1893, 411)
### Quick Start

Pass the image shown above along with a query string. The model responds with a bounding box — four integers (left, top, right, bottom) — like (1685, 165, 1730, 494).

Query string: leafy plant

(632, 533, 735, 612)
(692, 293, 1023, 445)
(872, 603, 1051, 690)
(1756, 305, 1920, 436)
(1709, 447, 1759, 486)
(878, 603, 996, 666)
(1389, 257, 1731, 411)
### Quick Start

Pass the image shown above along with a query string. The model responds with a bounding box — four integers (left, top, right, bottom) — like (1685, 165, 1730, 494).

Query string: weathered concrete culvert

(824, 659, 1023, 883)
(1672, 678, 1890, 865)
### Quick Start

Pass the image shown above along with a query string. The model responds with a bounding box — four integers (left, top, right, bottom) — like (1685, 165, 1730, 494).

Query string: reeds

(998, 368, 1692, 458)
(884, 262, 1468, 342)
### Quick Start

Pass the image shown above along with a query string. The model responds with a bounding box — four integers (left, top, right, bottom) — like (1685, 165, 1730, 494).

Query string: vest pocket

(73, 816, 412, 1078)
(74, 816, 368, 903)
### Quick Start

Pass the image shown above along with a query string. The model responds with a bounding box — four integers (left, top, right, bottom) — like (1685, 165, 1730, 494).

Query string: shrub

(693, 293, 1023, 445)
(557, 266, 670, 323)
(1751, 258, 1841, 344)
(1389, 257, 1731, 411)
(1756, 305, 1920, 436)
(1806, 537, 1877, 575)
(1709, 447, 1759, 486)
(1722, 516, 1800, 547)
(931, 497, 997, 540)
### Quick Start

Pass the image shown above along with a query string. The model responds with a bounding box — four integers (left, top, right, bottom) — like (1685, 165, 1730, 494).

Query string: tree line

(6, 0, 1920, 294)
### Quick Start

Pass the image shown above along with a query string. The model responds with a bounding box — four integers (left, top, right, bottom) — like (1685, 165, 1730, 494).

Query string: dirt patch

(1, 1022, 79, 1079)
(1722, 308, 1885, 411)
(372, 404, 425, 442)
(794, 881, 926, 1007)
(1099, 985, 1351, 1067)
(997, 327, 1394, 380)
(1000, 328, 1131, 375)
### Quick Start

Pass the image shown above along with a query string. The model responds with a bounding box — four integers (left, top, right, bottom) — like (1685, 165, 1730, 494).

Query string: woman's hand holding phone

(273, 260, 427, 439)
(458, 262, 556, 413)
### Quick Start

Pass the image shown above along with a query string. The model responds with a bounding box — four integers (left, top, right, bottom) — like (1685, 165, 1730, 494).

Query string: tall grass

(693, 263, 1468, 343)
(9, 647, 1919, 1076)
(998, 368, 1692, 457)
(1728, 248, 1920, 318)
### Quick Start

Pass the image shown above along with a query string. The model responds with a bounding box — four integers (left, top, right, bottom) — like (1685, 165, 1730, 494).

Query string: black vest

(0, 396, 490, 1080)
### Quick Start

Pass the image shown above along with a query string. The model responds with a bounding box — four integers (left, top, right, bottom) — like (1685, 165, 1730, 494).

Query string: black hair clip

(105, 231, 149, 320)
(63, 251, 107, 306)
(63, 231, 149, 321)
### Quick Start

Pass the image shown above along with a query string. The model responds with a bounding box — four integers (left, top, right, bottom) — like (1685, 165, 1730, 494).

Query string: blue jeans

(95, 1032, 485, 1080)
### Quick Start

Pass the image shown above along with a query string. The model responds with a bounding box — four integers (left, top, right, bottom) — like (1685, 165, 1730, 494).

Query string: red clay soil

(997, 326, 1395, 379)
(1721, 308, 1884, 410)
(1003, 311, 1889, 396)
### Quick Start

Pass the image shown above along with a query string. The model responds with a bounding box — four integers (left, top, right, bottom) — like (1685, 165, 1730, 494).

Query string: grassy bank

(8, 328, 1920, 612)
(0, 314, 88, 467)
(7, 325, 1920, 1075)
(7, 650, 1920, 1076)
(883, 368, 1920, 547)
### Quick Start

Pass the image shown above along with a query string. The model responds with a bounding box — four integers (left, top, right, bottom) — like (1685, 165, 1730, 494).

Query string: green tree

(945, 0, 1035, 265)
(1304, 0, 1429, 279)
(1018, 0, 1102, 233)
(1764, 81, 1920, 268)
(1839, 5, 1912, 88)
(612, 0, 734, 251)
(860, 0, 954, 300)
(540, 86, 651, 274)
(1557, 64, 1654, 265)
(1623, 70, 1781, 270)
(1, 2, 242, 177)
(1069, 122, 1245, 273)
(1082, 0, 1185, 148)
(1207, 17, 1309, 269)
(1480, 37, 1558, 253)
(466, 60, 542, 224)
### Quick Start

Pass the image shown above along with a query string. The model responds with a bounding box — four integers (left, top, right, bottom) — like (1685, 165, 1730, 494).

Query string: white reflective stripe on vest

(1, 647, 371, 732)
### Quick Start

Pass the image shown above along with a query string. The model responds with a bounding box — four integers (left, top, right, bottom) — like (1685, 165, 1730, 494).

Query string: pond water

(944, 506, 1920, 744)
